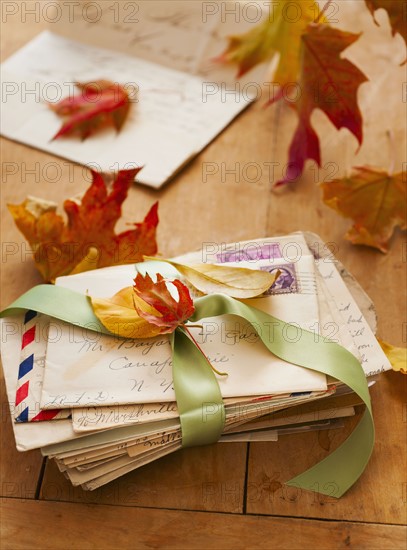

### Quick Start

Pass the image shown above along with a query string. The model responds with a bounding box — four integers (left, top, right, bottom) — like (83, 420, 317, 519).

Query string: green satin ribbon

(191, 295, 374, 497)
(0, 285, 374, 498)
(171, 329, 225, 447)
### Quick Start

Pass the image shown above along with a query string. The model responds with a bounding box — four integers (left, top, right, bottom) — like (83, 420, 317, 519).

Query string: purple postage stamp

(260, 263, 299, 295)
(216, 243, 282, 263)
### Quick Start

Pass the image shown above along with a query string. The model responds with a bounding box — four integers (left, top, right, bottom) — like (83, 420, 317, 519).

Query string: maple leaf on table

(49, 80, 132, 140)
(216, 3, 367, 187)
(365, 0, 407, 44)
(379, 340, 407, 374)
(321, 166, 406, 252)
(8, 168, 159, 282)
(132, 273, 195, 334)
(216, 0, 321, 94)
(276, 25, 368, 186)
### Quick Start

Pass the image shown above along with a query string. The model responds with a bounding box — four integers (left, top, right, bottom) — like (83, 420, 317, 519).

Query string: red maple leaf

(276, 25, 368, 186)
(365, 0, 407, 44)
(133, 273, 195, 334)
(49, 80, 131, 140)
(8, 168, 159, 282)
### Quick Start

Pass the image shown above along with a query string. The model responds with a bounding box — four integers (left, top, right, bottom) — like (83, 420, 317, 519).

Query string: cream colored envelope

(48, 389, 334, 463)
(315, 260, 391, 376)
(1, 0, 311, 189)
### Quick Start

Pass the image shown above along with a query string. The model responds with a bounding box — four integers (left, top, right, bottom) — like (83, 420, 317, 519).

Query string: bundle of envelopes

(1, 232, 391, 490)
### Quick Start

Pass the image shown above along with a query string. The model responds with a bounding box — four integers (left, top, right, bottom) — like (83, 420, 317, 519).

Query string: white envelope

(12, 313, 70, 423)
(0, 30, 252, 188)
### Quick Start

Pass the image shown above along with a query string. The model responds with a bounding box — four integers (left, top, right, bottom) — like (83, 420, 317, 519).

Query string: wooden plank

(246, 372, 407, 524)
(0, 2, 48, 62)
(40, 443, 247, 513)
(153, 99, 272, 259)
(2, 499, 406, 550)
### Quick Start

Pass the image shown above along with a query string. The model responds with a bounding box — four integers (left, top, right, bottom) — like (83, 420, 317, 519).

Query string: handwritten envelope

(49, 0, 268, 83)
(0, 28, 252, 188)
(40, 252, 327, 409)
(315, 260, 391, 377)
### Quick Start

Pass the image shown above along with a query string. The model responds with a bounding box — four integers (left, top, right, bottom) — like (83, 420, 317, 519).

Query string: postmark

(261, 263, 299, 295)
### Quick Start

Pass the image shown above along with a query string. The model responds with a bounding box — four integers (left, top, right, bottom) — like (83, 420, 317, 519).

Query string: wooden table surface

(1, 2, 406, 548)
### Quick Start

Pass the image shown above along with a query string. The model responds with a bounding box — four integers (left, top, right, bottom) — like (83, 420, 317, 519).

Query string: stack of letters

(1, 232, 390, 490)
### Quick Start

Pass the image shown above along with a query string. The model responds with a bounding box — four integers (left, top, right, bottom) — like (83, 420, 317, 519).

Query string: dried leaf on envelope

(379, 340, 407, 374)
(91, 287, 162, 339)
(49, 80, 132, 140)
(133, 273, 195, 333)
(144, 257, 279, 298)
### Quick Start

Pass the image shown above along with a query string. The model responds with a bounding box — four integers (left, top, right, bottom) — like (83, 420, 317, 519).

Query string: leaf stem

(315, 0, 333, 24)
(181, 325, 228, 377)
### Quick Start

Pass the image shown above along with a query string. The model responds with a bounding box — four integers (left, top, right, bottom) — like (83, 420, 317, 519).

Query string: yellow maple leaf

(379, 340, 407, 374)
(91, 287, 162, 339)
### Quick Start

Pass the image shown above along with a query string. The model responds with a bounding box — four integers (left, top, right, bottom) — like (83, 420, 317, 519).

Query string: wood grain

(247, 1, 407, 525)
(247, 372, 407, 523)
(40, 443, 248, 513)
(2, 499, 406, 550)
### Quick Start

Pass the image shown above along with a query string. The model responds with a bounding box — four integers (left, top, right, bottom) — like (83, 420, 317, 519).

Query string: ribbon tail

(286, 409, 374, 497)
(191, 294, 374, 498)
(172, 328, 225, 447)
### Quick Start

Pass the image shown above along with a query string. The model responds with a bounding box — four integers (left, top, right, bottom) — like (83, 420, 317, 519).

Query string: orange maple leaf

(132, 273, 195, 334)
(276, 25, 368, 185)
(321, 166, 406, 252)
(365, 0, 407, 44)
(49, 80, 132, 140)
(8, 168, 159, 282)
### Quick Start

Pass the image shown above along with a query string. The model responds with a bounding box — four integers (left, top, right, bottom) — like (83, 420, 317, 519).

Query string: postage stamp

(216, 242, 282, 263)
(260, 263, 299, 295)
